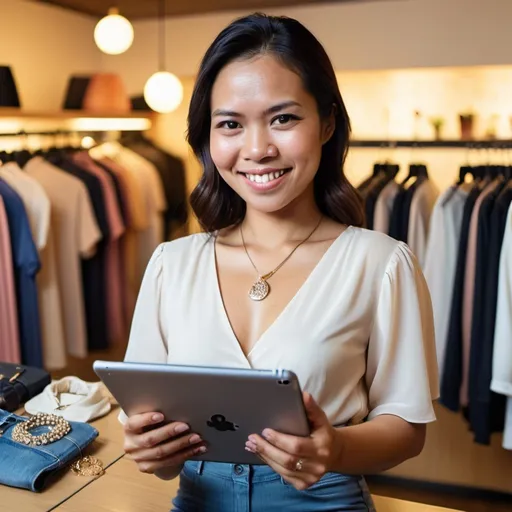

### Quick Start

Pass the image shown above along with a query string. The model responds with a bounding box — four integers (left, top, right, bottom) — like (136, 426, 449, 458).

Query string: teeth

(245, 169, 288, 184)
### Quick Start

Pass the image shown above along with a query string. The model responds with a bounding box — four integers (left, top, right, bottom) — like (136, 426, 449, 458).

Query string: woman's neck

(241, 195, 322, 250)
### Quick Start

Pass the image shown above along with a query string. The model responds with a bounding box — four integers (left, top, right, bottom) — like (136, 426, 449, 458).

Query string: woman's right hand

(123, 412, 207, 475)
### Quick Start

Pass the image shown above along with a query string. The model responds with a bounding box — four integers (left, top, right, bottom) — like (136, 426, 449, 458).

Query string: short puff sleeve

(118, 244, 168, 424)
(366, 242, 439, 423)
(123, 243, 169, 364)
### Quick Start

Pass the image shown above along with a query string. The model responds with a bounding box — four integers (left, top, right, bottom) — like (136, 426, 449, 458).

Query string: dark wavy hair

(187, 13, 364, 232)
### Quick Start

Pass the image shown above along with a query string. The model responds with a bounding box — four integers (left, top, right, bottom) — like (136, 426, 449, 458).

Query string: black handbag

(0, 363, 51, 412)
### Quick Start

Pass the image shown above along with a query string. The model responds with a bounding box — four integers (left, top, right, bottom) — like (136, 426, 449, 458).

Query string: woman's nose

(242, 129, 278, 161)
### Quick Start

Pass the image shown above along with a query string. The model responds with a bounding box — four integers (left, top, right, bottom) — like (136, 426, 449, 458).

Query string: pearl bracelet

(11, 413, 71, 446)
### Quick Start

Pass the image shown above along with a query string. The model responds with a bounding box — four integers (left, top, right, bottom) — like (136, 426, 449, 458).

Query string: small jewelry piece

(71, 455, 105, 477)
(241, 216, 323, 301)
(295, 459, 304, 472)
(11, 413, 71, 446)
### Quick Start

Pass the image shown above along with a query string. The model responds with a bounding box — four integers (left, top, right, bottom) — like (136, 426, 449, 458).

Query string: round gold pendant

(249, 278, 270, 301)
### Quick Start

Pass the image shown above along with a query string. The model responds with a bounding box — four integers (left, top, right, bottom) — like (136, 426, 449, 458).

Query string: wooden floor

(58, 347, 512, 512)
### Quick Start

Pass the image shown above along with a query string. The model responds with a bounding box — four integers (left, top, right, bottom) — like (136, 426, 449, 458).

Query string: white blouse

(122, 226, 439, 426)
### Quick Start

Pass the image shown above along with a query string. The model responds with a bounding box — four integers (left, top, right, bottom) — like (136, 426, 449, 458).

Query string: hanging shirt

(460, 178, 501, 408)
(71, 152, 126, 345)
(440, 184, 481, 412)
(25, 157, 102, 359)
(0, 162, 66, 370)
(94, 157, 141, 323)
(0, 195, 21, 363)
(491, 201, 512, 449)
(108, 144, 167, 276)
(0, 163, 50, 252)
(0, 179, 43, 367)
(424, 185, 470, 372)
(469, 186, 512, 444)
(373, 181, 399, 234)
(123, 138, 188, 240)
(119, 228, 439, 427)
(408, 179, 439, 268)
(56, 157, 109, 352)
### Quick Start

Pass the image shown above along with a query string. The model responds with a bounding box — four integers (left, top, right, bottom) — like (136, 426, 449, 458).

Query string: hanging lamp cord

(159, 0, 166, 72)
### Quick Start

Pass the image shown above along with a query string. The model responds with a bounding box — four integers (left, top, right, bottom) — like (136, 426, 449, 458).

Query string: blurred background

(0, 1, 511, 510)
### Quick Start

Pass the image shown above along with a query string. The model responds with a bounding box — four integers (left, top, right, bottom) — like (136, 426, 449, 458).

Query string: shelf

(349, 139, 512, 148)
(0, 109, 153, 133)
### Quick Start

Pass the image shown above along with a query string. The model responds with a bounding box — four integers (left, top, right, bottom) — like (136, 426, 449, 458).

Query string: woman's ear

(321, 103, 337, 144)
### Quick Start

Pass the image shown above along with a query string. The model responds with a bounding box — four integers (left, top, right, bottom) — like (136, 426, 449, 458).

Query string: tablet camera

(207, 414, 239, 432)
(277, 379, 290, 386)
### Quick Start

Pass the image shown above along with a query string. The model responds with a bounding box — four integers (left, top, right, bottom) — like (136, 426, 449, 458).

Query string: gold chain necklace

(240, 216, 323, 301)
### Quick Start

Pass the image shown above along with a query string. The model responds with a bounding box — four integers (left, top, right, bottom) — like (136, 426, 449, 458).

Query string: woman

(120, 12, 439, 511)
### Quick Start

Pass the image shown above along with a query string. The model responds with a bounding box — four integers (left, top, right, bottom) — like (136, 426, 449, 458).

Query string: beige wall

(101, 0, 512, 94)
(0, 0, 101, 111)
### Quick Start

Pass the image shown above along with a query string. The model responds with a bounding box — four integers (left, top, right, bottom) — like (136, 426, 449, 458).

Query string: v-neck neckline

(211, 226, 353, 365)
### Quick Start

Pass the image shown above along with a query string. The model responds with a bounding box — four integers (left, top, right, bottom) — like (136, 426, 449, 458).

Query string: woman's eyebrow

(212, 100, 301, 118)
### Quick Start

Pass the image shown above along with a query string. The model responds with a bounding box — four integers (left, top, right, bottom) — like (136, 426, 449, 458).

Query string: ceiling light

(94, 7, 134, 55)
(144, 0, 183, 113)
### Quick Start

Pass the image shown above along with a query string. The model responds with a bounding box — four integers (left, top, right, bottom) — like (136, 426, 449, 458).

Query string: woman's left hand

(246, 392, 343, 490)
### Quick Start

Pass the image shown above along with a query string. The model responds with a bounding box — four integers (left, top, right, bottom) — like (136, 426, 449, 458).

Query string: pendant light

(144, 0, 183, 113)
(94, 6, 134, 55)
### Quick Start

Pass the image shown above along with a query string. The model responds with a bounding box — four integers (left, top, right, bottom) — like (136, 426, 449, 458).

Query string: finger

(260, 428, 311, 458)
(124, 412, 165, 435)
(129, 432, 204, 462)
(303, 392, 329, 431)
(137, 443, 207, 474)
(125, 421, 190, 452)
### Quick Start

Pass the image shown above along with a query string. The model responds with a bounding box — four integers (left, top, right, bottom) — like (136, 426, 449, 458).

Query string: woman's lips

(239, 168, 292, 192)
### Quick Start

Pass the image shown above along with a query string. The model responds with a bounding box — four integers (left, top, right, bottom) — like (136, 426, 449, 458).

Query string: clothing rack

(0, 129, 84, 137)
(349, 139, 512, 149)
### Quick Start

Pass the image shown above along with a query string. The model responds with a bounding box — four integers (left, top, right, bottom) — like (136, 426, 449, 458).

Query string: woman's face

(209, 54, 332, 214)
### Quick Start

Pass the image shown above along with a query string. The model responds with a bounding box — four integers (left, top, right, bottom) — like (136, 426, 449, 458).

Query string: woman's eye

(219, 121, 240, 130)
(273, 114, 297, 125)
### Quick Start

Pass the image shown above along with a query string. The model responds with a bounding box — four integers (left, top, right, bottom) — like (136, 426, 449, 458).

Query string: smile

(241, 168, 292, 183)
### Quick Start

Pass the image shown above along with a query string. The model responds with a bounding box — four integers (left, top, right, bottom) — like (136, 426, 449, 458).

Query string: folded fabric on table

(25, 376, 112, 422)
(0, 409, 98, 492)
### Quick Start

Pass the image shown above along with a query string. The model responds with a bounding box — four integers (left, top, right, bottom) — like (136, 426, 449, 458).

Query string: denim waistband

(183, 460, 361, 485)
(185, 461, 283, 482)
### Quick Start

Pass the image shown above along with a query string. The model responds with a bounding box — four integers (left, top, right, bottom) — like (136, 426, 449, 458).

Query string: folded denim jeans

(0, 409, 99, 491)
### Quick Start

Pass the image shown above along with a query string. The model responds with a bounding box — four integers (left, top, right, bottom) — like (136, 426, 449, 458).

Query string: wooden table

(1, 409, 462, 512)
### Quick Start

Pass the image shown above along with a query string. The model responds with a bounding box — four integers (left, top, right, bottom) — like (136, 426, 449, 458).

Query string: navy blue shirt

(0, 179, 43, 367)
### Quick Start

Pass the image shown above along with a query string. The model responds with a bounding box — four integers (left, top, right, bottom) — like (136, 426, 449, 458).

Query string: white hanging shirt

(121, 227, 439, 427)
(423, 184, 470, 372)
(408, 179, 439, 268)
(490, 202, 512, 449)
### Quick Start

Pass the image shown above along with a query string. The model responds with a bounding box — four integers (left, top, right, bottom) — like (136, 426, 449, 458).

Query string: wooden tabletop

(59, 455, 462, 512)
(1, 409, 462, 512)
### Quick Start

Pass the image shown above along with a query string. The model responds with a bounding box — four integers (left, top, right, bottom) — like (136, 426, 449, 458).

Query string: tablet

(93, 360, 310, 464)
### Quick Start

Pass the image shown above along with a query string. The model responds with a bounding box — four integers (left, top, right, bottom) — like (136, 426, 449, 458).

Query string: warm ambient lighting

(143, 71, 183, 114)
(94, 7, 134, 55)
(81, 136, 96, 149)
(69, 117, 152, 132)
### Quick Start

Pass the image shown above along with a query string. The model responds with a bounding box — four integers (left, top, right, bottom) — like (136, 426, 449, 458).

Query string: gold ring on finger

(294, 459, 303, 472)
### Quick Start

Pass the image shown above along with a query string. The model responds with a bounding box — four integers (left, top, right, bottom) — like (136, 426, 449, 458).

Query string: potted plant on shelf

(429, 117, 445, 140)
(459, 111, 475, 140)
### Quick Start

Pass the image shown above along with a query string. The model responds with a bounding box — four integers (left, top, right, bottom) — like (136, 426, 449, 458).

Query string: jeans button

(234, 464, 244, 475)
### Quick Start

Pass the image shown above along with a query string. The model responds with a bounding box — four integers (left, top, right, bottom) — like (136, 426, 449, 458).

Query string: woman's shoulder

(156, 232, 213, 262)
(343, 226, 418, 275)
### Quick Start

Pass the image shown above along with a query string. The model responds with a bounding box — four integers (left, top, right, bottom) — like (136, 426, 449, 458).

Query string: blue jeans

(171, 461, 376, 511)
(0, 409, 98, 491)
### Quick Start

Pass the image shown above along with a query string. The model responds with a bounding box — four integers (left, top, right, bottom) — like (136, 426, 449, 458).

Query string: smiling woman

(187, 13, 364, 232)
(119, 12, 439, 512)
